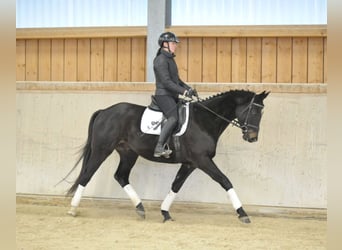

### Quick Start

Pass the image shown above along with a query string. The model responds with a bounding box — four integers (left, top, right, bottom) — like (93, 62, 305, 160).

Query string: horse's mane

(198, 89, 255, 104)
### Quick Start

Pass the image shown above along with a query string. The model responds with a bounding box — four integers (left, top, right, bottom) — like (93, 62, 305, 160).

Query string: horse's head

(235, 91, 270, 143)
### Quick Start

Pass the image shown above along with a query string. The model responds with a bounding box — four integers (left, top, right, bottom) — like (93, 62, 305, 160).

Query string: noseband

(196, 94, 264, 133)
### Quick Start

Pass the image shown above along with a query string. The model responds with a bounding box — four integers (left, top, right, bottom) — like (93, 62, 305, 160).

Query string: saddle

(140, 96, 190, 136)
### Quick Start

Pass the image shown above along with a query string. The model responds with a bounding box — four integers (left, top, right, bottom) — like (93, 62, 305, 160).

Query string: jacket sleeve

(154, 57, 187, 95)
(179, 79, 191, 90)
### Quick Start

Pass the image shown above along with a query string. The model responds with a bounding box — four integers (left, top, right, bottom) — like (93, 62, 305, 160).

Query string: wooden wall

(16, 37, 146, 82)
(175, 36, 327, 83)
(16, 25, 327, 83)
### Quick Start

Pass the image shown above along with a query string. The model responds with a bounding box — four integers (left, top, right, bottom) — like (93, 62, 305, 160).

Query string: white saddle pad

(140, 103, 190, 136)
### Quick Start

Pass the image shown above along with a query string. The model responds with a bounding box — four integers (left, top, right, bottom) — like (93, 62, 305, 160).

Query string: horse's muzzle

(242, 130, 258, 143)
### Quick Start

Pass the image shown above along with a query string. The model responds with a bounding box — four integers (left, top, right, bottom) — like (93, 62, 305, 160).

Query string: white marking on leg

(227, 188, 242, 210)
(71, 184, 85, 207)
(123, 184, 142, 207)
(67, 206, 77, 217)
(161, 190, 177, 211)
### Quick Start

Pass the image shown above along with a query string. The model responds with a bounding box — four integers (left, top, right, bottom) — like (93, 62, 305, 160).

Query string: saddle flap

(140, 102, 190, 136)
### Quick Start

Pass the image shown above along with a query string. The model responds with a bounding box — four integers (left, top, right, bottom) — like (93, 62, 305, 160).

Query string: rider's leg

(154, 116, 177, 157)
(154, 95, 178, 157)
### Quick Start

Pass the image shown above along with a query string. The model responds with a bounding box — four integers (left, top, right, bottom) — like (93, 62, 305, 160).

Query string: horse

(65, 89, 269, 224)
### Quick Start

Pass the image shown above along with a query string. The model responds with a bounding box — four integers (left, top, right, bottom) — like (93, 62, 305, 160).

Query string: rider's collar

(160, 48, 175, 58)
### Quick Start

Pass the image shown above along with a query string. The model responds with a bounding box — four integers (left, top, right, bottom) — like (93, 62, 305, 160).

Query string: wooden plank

(175, 37, 188, 82)
(90, 38, 104, 81)
(16, 26, 326, 40)
(25, 39, 38, 81)
(64, 39, 77, 81)
(277, 38, 292, 83)
(77, 39, 91, 81)
(38, 39, 51, 81)
(187, 38, 202, 82)
(51, 39, 64, 81)
(117, 38, 131, 81)
(323, 37, 327, 83)
(292, 37, 308, 83)
(16, 81, 327, 94)
(246, 37, 262, 83)
(231, 38, 247, 82)
(167, 25, 327, 38)
(131, 37, 146, 82)
(104, 38, 118, 81)
(202, 37, 217, 82)
(261, 37, 277, 83)
(16, 40, 26, 81)
(308, 37, 324, 83)
(217, 38, 232, 82)
(17, 26, 147, 39)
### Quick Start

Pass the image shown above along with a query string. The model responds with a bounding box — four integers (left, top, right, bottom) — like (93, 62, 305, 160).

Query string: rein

(195, 100, 242, 128)
(193, 94, 264, 132)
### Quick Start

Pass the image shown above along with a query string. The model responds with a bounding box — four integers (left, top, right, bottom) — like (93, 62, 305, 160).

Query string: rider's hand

(192, 88, 199, 98)
(184, 88, 196, 98)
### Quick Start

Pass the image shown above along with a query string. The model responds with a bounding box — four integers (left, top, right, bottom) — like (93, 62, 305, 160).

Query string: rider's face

(167, 41, 177, 53)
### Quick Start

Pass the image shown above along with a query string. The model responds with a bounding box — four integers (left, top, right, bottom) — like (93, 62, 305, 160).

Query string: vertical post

(146, 0, 171, 82)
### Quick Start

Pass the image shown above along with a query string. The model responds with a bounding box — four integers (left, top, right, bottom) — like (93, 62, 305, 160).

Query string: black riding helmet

(158, 32, 179, 47)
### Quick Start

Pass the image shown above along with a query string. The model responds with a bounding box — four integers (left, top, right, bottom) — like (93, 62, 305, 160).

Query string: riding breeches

(154, 95, 178, 142)
(154, 95, 179, 121)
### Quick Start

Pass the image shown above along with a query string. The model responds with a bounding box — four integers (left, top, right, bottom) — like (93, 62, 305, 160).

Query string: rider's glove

(192, 88, 199, 98)
(184, 88, 197, 98)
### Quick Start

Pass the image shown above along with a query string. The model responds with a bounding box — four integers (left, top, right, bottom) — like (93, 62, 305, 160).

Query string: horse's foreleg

(114, 148, 144, 218)
(122, 184, 145, 218)
(161, 164, 195, 222)
(227, 188, 250, 223)
(198, 158, 251, 224)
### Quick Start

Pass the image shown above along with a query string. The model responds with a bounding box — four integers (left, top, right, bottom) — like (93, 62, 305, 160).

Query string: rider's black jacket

(153, 49, 191, 99)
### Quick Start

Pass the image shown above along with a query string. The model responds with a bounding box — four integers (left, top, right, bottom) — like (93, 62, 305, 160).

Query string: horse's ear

(259, 91, 270, 99)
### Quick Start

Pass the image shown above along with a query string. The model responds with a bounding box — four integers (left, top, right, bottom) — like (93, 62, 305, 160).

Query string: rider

(153, 32, 197, 158)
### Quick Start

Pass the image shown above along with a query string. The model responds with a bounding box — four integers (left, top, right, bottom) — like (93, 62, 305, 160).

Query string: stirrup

(154, 144, 172, 158)
(163, 144, 172, 157)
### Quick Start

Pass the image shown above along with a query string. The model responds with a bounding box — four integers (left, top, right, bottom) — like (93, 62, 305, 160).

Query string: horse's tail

(66, 110, 102, 196)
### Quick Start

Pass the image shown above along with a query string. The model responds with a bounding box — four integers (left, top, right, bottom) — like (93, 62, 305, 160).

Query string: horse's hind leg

(114, 146, 144, 218)
(68, 148, 114, 216)
(161, 163, 195, 222)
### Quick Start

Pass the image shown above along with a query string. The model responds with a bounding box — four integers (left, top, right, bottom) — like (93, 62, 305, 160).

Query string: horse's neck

(206, 95, 236, 119)
(200, 95, 237, 138)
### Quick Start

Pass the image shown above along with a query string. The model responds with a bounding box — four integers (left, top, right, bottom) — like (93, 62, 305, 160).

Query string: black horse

(66, 89, 269, 224)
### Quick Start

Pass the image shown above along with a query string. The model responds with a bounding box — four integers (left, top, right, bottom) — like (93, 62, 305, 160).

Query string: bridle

(238, 94, 264, 132)
(195, 94, 264, 133)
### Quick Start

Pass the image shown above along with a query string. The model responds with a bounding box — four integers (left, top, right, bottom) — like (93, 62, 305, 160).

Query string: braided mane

(198, 89, 255, 104)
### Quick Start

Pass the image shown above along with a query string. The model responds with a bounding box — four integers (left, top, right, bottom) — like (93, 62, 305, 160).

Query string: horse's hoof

(239, 216, 251, 224)
(163, 217, 174, 223)
(136, 203, 145, 219)
(161, 210, 174, 222)
(136, 209, 146, 219)
(67, 207, 77, 217)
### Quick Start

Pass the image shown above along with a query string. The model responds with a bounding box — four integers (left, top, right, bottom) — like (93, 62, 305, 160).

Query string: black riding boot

(154, 117, 177, 158)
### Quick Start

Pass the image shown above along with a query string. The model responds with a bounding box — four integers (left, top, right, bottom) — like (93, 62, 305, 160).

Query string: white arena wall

(16, 82, 327, 209)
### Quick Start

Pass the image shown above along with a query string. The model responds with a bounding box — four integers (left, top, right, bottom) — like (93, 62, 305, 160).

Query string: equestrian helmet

(158, 32, 179, 47)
